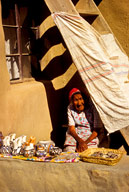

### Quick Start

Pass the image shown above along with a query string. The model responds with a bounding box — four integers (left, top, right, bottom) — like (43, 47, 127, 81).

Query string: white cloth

(52, 12, 129, 134)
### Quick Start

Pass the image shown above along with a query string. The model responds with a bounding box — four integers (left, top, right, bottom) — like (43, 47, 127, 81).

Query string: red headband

(69, 88, 81, 102)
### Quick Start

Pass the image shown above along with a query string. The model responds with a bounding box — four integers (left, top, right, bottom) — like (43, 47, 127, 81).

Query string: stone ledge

(0, 155, 128, 192)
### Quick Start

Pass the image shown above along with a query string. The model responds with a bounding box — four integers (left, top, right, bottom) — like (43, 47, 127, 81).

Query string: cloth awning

(52, 12, 129, 133)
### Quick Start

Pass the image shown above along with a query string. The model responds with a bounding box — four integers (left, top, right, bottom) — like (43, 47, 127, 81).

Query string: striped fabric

(52, 12, 129, 133)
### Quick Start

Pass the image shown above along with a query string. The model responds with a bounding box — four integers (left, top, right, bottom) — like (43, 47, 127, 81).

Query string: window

(2, 1, 39, 81)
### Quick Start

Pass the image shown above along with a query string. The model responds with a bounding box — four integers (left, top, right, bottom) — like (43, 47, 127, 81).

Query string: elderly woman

(64, 88, 99, 152)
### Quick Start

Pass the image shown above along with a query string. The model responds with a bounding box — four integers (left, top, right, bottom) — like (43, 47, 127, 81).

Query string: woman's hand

(85, 131, 98, 145)
(69, 125, 88, 152)
(76, 139, 88, 152)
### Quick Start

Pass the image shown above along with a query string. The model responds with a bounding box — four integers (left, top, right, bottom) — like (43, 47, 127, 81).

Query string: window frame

(2, 3, 39, 83)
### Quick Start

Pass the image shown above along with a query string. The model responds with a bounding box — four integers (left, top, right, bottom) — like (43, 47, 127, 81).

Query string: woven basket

(80, 148, 125, 166)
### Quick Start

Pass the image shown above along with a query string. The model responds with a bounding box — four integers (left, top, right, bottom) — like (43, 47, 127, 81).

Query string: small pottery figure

(23, 136, 36, 157)
(9, 133, 16, 150)
(1, 136, 12, 155)
(3, 136, 10, 147)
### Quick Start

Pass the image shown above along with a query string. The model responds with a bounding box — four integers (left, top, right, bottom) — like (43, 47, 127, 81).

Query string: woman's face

(72, 93, 84, 112)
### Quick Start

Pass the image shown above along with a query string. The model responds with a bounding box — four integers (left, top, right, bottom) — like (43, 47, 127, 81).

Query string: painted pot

(49, 147, 62, 156)
(23, 145, 35, 157)
(36, 140, 55, 153)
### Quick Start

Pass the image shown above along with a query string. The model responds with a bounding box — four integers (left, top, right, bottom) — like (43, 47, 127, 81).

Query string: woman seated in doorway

(63, 88, 99, 152)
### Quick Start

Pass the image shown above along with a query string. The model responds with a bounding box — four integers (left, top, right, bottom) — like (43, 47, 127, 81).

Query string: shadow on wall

(71, 0, 102, 6)
(109, 131, 129, 155)
(26, 0, 128, 152)
(32, 3, 91, 147)
(33, 27, 72, 80)
(93, 0, 102, 6)
(21, 1, 79, 147)
(2, 0, 70, 148)
(72, 0, 79, 5)
(1, 0, 109, 149)
(10, 0, 73, 147)
(41, 71, 89, 149)
(15, 0, 106, 148)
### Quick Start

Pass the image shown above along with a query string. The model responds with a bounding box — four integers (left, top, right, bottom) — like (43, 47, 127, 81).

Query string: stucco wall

(1, 0, 129, 144)
(0, 2, 10, 95)
(0, 0, 79, 146)
(98, 0, 129, 57)
(1, 81, 52, 141)
(0, 1, 52, 141)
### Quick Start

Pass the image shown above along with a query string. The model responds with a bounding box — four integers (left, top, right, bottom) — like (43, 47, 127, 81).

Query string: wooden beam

(44, 0, 78, 14)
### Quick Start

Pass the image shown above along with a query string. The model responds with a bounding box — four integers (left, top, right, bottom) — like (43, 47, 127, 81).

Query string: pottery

(24, 148, 35, 158)
(23, 145, 35, 157)
(35, 140, 55, 157)
(36, 149, 47, 157)
(49, 147, 62, 156)
(0, 146, 12, 155)
(12, 135, 27, 156)
(36, 140, 55, 153)
(9, 133, 16, 142)
(3, 136, 10, 147)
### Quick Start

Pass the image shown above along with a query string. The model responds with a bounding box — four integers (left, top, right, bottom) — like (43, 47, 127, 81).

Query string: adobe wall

(0, 1, 52, 142)
(0, 0, 129, 145)
(0, 0, 81, 146)
(1, 81, 53, 141)
(98, 0, 129, 57)
(0, 2, 10, 95)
